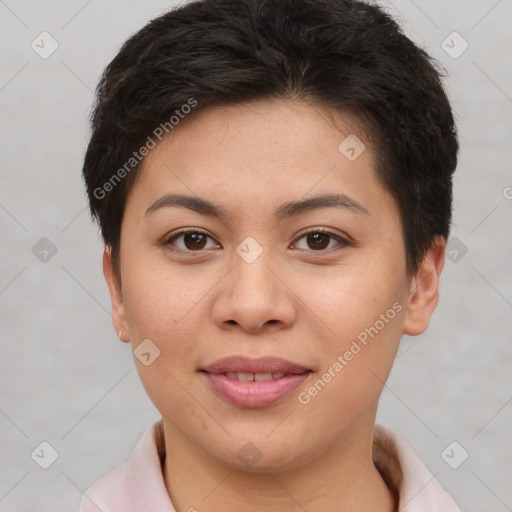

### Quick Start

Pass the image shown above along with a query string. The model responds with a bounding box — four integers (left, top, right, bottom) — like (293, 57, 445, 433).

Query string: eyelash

(163, 228, 351, 254)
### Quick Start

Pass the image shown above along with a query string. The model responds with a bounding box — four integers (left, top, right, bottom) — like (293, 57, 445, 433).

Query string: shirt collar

(123, 421, 461, 512)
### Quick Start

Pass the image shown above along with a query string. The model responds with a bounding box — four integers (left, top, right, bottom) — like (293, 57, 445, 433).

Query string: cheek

(299, 264, 406, 340)
(299, 281, 406, 425)
(295, 260, 407, 403)
(121, 260, 209, 361)
(121, 264, 211, 415)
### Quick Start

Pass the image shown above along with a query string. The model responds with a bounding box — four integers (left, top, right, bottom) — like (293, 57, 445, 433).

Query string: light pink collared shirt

(79, 423, 462, 511)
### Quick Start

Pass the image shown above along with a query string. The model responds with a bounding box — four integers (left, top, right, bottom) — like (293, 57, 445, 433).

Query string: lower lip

(203, 372, 311, 408)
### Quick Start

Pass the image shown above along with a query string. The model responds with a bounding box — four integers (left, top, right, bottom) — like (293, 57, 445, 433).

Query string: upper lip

(201, 356, 311, 375)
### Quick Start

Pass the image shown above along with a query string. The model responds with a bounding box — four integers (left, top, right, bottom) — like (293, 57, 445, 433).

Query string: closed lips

(224, 372, 288, 381)
(201, 355, 311, 376)
(201, 357, 312, 407)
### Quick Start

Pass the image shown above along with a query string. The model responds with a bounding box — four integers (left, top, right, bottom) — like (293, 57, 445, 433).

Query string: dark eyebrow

(145, 193, 369, 219)
(274, 193, 369, 220)
(145, 194, 228, 218)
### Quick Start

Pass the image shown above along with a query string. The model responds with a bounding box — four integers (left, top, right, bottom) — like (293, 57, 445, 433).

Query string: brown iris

(306, 232, 331, 250)
(183, 233, 208, 250)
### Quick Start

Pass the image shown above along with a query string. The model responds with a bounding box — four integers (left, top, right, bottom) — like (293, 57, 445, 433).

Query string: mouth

(200, 356, 312, 408)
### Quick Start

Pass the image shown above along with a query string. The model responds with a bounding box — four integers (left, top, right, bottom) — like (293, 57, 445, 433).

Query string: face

(105, 99, 444, 471)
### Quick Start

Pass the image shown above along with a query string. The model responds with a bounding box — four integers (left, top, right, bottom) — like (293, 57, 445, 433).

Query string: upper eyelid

(165, 228, 219, 247)
(165, 227, 211, 240)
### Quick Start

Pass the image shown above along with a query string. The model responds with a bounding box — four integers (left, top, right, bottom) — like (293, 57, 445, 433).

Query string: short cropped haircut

(83, 0, 458, 274)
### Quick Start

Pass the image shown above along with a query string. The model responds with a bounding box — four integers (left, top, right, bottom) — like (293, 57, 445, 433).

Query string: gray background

(1, 0, 511, 510)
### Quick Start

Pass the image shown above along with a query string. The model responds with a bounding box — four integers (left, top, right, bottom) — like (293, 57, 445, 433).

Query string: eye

(293, 228, 350, 251)
(165, 229, 220, 251)
(164, 228, 349, 253)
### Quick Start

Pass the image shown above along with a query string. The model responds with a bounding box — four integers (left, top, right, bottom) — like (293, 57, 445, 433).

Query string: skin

(104, 99, 445, 512)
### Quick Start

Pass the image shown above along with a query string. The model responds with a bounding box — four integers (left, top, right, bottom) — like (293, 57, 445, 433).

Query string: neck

(160, 419, 397, 512)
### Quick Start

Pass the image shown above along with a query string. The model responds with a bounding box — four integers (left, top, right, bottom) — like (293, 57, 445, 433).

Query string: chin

(211, 435, 315, 474)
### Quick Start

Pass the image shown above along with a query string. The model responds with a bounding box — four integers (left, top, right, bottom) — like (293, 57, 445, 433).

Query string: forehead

(150, 100, 368, 167)
(127, 99, 395, 223)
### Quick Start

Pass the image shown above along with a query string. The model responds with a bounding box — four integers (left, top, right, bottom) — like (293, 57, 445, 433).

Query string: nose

(212, 249, 297, 334)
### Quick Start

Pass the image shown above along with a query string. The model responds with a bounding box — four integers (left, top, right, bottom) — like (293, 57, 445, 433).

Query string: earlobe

(402, 236, 446, 336)
(103, 247, 130, 343)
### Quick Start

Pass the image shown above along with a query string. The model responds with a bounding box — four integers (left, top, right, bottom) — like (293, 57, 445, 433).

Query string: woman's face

(105, 100, 443, 471)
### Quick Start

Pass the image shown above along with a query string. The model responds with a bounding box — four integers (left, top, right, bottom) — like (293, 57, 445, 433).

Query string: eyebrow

(145, 193, 369, 220)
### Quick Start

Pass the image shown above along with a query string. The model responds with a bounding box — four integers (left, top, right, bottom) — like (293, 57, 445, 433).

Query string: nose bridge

(231, 244, 277, 303)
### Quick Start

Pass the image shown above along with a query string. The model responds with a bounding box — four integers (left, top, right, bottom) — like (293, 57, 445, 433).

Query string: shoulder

(79, 462, 132, 512)
(373, 424, 463, 512)
(79, 422, 171, 512)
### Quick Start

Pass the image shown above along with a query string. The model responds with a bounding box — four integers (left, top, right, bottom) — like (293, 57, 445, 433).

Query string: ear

(103, 246, 130, 343)
(402, 236, 446, 336)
